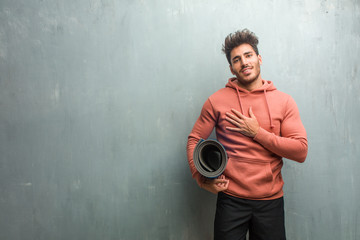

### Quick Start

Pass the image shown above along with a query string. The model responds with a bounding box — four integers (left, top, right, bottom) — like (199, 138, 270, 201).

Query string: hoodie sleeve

(186, 98, 217, 187)
(253, 96, 308, 162)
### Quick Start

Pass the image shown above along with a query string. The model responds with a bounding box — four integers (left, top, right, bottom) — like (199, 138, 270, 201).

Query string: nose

(240, 57, 248, 67)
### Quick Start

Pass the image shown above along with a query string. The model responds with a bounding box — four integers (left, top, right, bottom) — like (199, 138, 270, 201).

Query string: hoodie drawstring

(264, 89, 275, 129)
(230, 78, 275, 129)
(234, 86, 274, 129)
(235, 85, 244, 114)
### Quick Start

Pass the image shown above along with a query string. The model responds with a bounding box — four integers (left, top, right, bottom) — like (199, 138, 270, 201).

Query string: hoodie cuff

(253, 127, 270, 143)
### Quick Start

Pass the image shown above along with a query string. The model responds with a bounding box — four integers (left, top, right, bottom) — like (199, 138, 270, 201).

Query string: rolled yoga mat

(193, 139, 228, 178)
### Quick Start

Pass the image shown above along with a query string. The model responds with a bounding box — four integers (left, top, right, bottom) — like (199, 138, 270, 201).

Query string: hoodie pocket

(224, 157, 275, 199)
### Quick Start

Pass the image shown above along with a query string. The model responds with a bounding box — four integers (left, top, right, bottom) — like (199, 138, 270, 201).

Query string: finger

(231, 108, 245, 119)
(223, 179, 229, 188)
(217, 180, 229, 190)
(226, 126, 243, 133)
(216, 175, 228, 189)
(226, 117, 242, 128)
(215, 176, 227, 182)
(226, 112, 242, 123)
(213, 179, 228, 184)
(224, 180, 229, 189)
(249, 107, 257, 119)
(217, 175, 225, 187)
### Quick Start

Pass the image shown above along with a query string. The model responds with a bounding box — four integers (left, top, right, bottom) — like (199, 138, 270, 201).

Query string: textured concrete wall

(0, 0, 359, 239)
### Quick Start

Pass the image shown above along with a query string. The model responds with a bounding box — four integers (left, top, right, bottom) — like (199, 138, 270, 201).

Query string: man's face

(229, 43, 262, 88)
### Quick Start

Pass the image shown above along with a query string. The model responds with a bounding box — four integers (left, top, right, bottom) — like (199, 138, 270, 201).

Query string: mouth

(241, 67, 252, 75)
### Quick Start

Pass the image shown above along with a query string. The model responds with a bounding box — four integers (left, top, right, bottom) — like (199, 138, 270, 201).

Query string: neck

(237, 76, 263, 92)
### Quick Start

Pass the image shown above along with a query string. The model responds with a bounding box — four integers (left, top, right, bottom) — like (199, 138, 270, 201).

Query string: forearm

(187, 136, 205, 186)
(186, 99, 217, 186)
(254, 127, 308, 162)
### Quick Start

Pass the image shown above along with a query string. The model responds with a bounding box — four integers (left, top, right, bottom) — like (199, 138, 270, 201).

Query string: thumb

(249, 107, 257, 119)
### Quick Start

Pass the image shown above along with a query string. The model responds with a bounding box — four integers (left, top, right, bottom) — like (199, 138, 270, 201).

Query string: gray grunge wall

(0, 0, 359, 239)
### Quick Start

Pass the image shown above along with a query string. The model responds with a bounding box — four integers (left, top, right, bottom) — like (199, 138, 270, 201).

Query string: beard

(234, 66, 261, 87)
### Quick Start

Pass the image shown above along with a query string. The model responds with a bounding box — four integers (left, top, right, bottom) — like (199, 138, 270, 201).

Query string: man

(186, 29, 308, 240)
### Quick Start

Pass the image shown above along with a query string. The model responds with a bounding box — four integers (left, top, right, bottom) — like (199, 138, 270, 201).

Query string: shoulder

(201, 87, 235, 115)
(208, 87, 234, 102)
(267, 89, 296, 106)
(265, 89, 300, 117)
(269, 89, 291, 99)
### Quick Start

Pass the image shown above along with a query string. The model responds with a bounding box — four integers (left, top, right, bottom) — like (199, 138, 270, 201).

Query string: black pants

(214, 192, 286, 240)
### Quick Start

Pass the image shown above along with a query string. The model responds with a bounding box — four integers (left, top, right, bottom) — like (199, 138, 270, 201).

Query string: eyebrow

(231, 55, 240, 61)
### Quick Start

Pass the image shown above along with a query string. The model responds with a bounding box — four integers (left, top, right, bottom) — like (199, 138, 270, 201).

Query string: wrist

(252, 126, 261, 138)
(251, 126, 260, 138)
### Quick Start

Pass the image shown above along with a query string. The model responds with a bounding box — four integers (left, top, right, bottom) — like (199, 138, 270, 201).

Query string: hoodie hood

(225, 77, 277, 128)
(225, 77, 277, 92)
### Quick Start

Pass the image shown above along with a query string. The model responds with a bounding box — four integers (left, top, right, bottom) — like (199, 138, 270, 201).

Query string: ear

(229, 64, 235, 75)
(258, 54, 262, 65)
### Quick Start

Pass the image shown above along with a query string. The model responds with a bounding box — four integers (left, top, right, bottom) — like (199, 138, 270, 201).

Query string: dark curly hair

(222, 29, 259, 65)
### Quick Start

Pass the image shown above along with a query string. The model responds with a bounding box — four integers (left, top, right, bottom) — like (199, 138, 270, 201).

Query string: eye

(233, 59, 239, 63)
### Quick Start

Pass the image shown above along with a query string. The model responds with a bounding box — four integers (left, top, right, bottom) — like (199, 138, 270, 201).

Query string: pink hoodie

(187, 78, 308, 200)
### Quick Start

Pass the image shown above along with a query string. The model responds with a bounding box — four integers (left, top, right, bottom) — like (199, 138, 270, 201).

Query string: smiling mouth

(241, 67, 252, 74)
